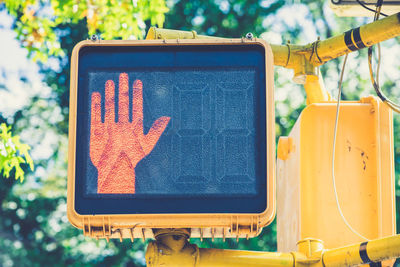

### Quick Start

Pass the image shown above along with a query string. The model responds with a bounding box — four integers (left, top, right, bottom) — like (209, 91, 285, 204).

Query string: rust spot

(354, 146, 368, 171)
(346, 140, 351, 152)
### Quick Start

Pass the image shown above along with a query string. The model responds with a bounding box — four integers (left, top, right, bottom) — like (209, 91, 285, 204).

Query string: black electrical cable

(367, 1, 400, 113)
(355, 0, 388, 17)
(368, 45, 400, 113)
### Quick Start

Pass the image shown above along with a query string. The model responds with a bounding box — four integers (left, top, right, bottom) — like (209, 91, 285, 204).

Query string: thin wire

(376, 43, 381, 86)
(355, 0, 388, 17)
(332, 53, 370, 241)
(332, 0, 396, 242)
(374, 2, 381, 86)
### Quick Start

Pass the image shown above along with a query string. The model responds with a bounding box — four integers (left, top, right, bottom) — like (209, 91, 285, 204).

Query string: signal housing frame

(67, 39, 275, 240)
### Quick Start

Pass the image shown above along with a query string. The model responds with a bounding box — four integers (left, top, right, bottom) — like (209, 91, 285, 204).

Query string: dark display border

(75, 44, 267, 214)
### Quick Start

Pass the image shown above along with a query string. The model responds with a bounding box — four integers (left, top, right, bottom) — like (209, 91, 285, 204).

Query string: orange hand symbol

(90, 73, 170, 194)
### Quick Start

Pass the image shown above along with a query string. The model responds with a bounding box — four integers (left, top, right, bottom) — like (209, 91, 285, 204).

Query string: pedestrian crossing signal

(67, 39, 275, 240)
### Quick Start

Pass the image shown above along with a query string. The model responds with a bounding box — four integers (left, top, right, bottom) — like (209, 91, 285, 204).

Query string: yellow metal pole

(196, 248, 294, 267)
(146, 229, 295, 267)
(303, 71, 332, 104)
(145, 26, 287, 66)
(146, 12, 400, 68)
(323, 234, 400, 267)
(146, 12, 400, 103)
(146, 230, 400, 266)
(146, 27, 225, 40)
(314, 13, 400, 64)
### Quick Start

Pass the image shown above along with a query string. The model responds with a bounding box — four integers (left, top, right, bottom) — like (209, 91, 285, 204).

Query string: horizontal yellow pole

(323, 234, 400, 267)
(146, 13, 400, 102)
(275, 12, 400, 67)
(316, 12, 400, 63)
(146, 233, 294, 267)
(147, 12, 400, 68)
(146, 13, 400, 101)
(146, 231, 400, 267)
(146, 26, 288, 66)
(146, 27, 224, 40)
(197, 248, 294, 267)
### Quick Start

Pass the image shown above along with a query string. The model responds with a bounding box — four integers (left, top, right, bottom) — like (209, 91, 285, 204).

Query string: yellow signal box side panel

(67, 39, 276, 240)
(277, 97, 395, 255)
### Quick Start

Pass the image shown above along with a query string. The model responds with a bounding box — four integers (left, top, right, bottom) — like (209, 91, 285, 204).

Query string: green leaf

(3, 0, 169, 62)
(0, 123, 34, 182)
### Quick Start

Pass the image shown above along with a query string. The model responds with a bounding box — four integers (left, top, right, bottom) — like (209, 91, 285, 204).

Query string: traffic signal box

(67, 39, 275, 240)
(277, 97, 396, 259)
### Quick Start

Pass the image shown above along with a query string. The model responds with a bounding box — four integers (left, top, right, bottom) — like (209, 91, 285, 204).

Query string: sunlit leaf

(2, 0, 169, 63)
(0, 123, 34, 182)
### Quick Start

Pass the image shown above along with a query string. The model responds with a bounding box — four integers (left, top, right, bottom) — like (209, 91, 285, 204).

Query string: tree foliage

(0, 0, 399, 266)
(0, 123, 33, 182)
(1, 0, 169, 61)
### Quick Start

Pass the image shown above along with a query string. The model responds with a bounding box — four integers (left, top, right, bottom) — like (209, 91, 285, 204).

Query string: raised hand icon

(90, 73, 170, 194)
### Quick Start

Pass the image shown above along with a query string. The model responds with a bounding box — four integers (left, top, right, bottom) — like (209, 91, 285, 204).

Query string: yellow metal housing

(277, 97, 395, 257)
(67, 38, 276, 240)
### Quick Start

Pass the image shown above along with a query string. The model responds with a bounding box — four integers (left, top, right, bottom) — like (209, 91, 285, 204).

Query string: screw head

(245, 32, 253, 40)
(90, 34, 98, 41)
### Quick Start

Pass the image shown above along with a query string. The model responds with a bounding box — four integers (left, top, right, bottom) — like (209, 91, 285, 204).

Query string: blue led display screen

(75, 44, 267, 214)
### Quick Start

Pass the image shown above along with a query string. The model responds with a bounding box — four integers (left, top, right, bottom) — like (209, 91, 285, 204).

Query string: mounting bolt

(90, 34, 98, 42)
(245, 32, 254, 40)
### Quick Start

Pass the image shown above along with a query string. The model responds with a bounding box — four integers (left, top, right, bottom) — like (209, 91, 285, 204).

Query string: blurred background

(0, 0, 399, 266)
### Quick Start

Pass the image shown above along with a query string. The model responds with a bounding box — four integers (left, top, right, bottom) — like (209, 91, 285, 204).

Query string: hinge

(230, 215, 260, 239)
(82, 216, 111, 241)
